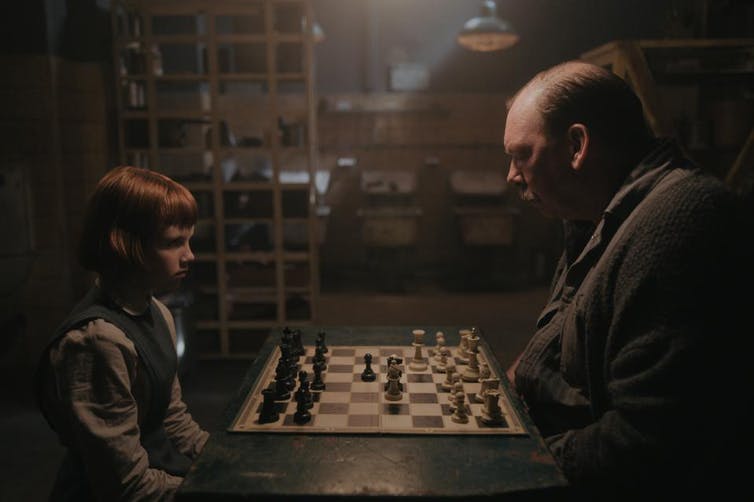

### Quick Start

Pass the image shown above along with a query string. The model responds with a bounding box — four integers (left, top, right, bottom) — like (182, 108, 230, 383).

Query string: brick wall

(0, 53, 108, 371)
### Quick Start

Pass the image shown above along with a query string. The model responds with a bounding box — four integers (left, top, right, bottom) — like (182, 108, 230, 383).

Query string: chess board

(229, 343, 527, 435)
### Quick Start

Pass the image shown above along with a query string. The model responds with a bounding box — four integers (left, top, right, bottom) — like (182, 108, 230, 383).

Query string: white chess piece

(457, 329, 471, 363)
(451, 391, 469, 423)
(437, 352, 447, 373)
(441, 363, 456, 391)
(409, 329, 428, 371)
(481, 390, 505, 425)
(461, 333, 481, 382)
(433, 332, 446, 362)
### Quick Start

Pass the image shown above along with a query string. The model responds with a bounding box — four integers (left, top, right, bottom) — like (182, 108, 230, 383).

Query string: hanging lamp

(457, 0, 519, 52)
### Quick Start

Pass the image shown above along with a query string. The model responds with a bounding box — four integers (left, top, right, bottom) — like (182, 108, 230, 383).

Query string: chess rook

(409, 329, 428, 371)
(481, 390, 505, 425)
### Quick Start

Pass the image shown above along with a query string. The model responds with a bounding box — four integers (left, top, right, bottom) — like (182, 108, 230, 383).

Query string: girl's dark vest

(34, 286, 192, 501)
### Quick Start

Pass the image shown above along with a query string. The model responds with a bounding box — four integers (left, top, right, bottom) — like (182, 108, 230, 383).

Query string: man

(503, 61, 752, 499)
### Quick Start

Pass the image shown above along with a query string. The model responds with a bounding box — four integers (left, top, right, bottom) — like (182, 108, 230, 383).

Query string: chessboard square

(324, 382, 352, 393)
(331, 348, 355, 357)
(351, 392, 379, 403)
(350, 381, 380, 392)
(382, 403, 409, 415)
(318, 402, 350, 414)
(382, 414, 413, 429)
(348, 414, 379, 427)
(410, 403, 441, 415)
(324, 372, 353, 383)
(442, 415, 476, 429)
(474, 415, 508, 428)
(328, 364, 354, 373)
(328, 356, 355, 365)
(349, 402, 379, 415)
(408, 393, 438, 404)
(315, 414, 349, 428)
(412, 415, 444, 428)
(407, 374, 434, 383)
(435, 383, 452, 394)
(407, 382, 439, 394)
(430, 373, 448, 383)
(380, 347, 406, 357)
(318, 392, 351, 403)
(353, 346, 379, 356)
(440, 403, 453, 416)
(283, 414, 314, 426)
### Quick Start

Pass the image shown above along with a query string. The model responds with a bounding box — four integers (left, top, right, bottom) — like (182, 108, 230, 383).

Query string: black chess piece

(313, 344, 327, 370)
(295, 370, 313, 409)
(292, 329, 305, 357)
(258, 388, 280, 424)
(361, 353, 376, 382)
(317, 330, 328, 353)
(273, 371, 291, 400)
(293, 391, 311, 424)
(311, 363, 326, 391)
(276, 357, 295, 391)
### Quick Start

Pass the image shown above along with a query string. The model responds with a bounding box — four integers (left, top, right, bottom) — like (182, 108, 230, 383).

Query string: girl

(35, 166, 208, 501)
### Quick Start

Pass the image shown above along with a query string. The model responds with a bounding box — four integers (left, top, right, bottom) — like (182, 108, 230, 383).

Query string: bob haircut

(78, 166, 197, 277)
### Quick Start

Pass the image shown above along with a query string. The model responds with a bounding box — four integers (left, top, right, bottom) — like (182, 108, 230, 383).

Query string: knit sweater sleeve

(548, 176, 750, 492)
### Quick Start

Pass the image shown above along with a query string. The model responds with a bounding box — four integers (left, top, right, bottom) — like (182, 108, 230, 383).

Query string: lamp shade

(457, 0, 519, 52)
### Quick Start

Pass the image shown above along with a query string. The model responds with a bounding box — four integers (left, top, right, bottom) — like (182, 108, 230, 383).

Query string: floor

(0, 287, 549, 501)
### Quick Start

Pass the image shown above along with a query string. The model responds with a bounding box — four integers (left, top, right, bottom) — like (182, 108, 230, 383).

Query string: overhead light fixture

(457, 0, 519, 52)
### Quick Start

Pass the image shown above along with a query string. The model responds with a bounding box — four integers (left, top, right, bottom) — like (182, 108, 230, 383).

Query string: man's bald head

(512, 61, 653, 158)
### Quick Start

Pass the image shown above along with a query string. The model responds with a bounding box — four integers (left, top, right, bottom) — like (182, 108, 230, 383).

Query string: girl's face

(145, 225, 195, 294)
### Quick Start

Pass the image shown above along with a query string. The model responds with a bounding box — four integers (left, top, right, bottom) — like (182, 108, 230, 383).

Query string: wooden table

(176, 326, 570, 500)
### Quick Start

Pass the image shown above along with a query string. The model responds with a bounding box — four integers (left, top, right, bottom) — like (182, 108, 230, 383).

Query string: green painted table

(176, 326, 571, 500)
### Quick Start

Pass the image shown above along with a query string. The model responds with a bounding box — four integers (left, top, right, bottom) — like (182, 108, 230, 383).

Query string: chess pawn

(311, 363, 326, 391)
(436, 352, 447, 373)
(448, 377, 463, 408)
(457, 329, 471, 363)
(441, 363, 456, 391)
(361, 353, 377, 382)
(474, 362, 493, 402)
(461, 350, 480, 382)
(451, 391, 469, 424)
(433, 332, 446, 362)
(317, 330, 328, 353)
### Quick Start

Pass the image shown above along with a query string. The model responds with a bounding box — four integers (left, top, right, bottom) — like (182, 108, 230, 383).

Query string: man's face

(145, 225, 195, 294)
(504, 88, 576, 219)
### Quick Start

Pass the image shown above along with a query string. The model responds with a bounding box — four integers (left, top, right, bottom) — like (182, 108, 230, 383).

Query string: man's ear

(568, 123, 589, 171)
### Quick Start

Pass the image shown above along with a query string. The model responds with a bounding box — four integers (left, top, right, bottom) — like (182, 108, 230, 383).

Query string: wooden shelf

(113, 0, 320, 359)
(581, 38, 754, 183)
